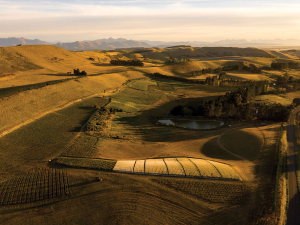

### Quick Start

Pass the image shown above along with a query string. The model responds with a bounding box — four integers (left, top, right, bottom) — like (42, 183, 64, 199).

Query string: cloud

(1, 0, 300, 42)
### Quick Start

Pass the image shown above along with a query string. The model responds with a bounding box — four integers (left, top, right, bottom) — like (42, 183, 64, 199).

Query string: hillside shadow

(200, 136, 242, 161)
(201, 129, 263, 162)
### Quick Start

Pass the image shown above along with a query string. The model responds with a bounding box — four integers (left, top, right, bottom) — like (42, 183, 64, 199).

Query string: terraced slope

(113, 157, 242, 181)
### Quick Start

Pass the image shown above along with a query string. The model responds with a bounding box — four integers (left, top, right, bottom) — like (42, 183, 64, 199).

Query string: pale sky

(1, 0, 300, 43)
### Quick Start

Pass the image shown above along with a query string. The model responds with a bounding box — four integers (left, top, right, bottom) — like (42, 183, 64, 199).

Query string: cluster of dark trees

(204, 76, 219, 85)
(165, 56, 178, 64)
(201, 68, 213, 74)
(165, 57, 190, 64)
(271, 61, 299, 70)
(271, 62, 289, 70)
(204, 72, 268, 87)
(171, 102, 292, 121)
(276, 72, 294, 84)
(192, 71, 202, 77)
(293, 79, 300, 90)
(110, 59, 144, 67)
(191, 68, 212, 76)
(204, 73, 227, 85)
(73, 68, 87, 75)
(171, 81, 292, 121)
(192, 65, 239, 77)
(293, 98, 300, 107)
(214, 65, 240, 73)
(242, 64, 262, 73)
(86, 107, 122, 132)
(192, 64, 260, 77)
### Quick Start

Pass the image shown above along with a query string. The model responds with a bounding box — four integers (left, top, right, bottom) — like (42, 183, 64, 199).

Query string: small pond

(158, 119, 224, 130)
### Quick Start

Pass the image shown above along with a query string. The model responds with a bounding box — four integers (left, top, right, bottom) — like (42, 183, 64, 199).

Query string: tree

(234, 93, 242, 105)
(73, 68, 80, 75)
(219, 72, 226, 80)
(293, 98, 300, 107)
(226, 103, 236, 117)
(214, 103, 222, 117)
(277, 75, 288, 84)
(171, 105, 184, 116)
(207, 100, 215, 117)
(80, 71, 87, 75)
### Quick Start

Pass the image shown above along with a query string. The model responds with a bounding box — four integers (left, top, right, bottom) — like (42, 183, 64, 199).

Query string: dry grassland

(0, 46, 291, 224)
(256, 89, 300, 106)
(0, 69, 76, 88)
(0, 45, 89, 74)
(0, 46, 133, 88)
(0, 97, 108, 182)
(0, 72, 143, 134)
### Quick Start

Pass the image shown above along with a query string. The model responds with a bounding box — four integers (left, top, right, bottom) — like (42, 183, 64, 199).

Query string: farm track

(287, 107, 300, 225)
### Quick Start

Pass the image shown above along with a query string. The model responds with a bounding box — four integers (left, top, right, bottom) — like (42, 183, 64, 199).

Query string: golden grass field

(0, 45, 297, 224)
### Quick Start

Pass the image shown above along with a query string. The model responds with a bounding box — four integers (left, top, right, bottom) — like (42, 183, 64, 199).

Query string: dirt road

(287, 107, 300, 225)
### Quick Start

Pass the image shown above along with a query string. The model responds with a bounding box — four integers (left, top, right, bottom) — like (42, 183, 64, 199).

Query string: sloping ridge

(0, 45, 92, 73)
(268, 50, 297, 59)
(140, 47, 289, 60)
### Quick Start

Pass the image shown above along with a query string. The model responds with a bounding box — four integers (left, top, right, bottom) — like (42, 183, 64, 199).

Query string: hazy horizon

(1, 0, 300, 43)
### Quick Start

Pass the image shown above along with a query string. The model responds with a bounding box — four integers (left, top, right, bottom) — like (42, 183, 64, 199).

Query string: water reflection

(158, 119, 224, 130)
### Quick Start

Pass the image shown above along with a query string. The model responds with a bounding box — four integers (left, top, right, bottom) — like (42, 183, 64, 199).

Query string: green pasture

(106, 87, 167, 113)
(129, 80, 157, 91)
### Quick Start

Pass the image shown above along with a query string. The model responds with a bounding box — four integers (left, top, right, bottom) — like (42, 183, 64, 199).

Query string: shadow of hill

(202, 129, 263, 162)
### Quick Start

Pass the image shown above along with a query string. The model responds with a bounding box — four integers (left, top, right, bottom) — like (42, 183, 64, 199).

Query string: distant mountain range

(1, 37, 300, 50)
(0, 37, 49, 47)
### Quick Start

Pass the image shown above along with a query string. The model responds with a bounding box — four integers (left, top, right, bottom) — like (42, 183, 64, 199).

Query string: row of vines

(153, 179, 247, 204)
(0, 168, 71, 206)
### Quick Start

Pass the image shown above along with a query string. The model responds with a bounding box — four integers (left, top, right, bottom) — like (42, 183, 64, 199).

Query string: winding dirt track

(287, 107, 300, 225)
